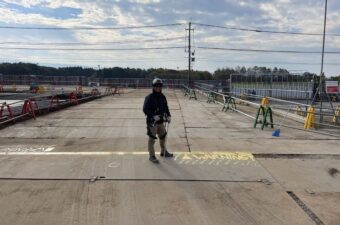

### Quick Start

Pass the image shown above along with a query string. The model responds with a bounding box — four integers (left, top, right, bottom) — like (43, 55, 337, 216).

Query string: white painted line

(0, 152, 150, 155)
(108, 162, 121, 168)
(44, 147, 55, 152)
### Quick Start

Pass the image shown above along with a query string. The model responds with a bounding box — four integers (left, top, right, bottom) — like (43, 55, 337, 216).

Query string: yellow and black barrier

(222, 96, 237, 112)
(333, 106, 340, 125)
(304, 106, 315, 129)
(254, 97, 274, 130)
(182, 85, 197, 100)
(207, 91, 217, 103)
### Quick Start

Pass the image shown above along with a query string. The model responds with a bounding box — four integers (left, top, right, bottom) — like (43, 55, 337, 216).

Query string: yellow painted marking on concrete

(181, 154, 192, 160)
(0, 151, 255, 162)
(175, 152, 254, 161)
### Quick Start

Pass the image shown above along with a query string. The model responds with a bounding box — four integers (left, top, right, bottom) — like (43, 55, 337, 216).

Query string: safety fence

(181, 83, 340, 138)
(232, 87, 313, 101)
(0, 74, 226, 88)
(0, 86, 123, 129)
(229, 74, 316, 100)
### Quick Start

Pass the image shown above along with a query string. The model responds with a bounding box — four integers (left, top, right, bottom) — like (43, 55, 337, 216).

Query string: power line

(3, 45, 339, 54)
(193, 22, 340, 37)
(4, 57, 186, 62)
(0, 23, 184, 30)
(197, 46, 340, 54)
(6, 59, 185, 64)
(0, 46, 184, 51)
(196, 58, 340, 66)
(6, 56, 339, 66)
(0, 37, 184, 46)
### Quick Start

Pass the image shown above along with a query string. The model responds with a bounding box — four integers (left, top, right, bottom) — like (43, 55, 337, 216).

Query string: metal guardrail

(193, 83, 340, 136)
(0, 88, 116, 128)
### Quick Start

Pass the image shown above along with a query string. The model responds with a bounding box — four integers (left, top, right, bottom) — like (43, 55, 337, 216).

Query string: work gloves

(153, 115, 161, 122)
(153, 115, 171, 123)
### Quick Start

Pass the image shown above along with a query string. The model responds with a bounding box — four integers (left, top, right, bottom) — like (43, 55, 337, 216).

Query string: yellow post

(77, 85, 83, 94)
(304, 106, 315, 129)
(333, 106, 340, 124)
(37, 86, 46, 94)
(261, 96, 270, 107)
(295, 105, 303, 116)
(260, 97, 270, 114)
(240, 93, 247, 100)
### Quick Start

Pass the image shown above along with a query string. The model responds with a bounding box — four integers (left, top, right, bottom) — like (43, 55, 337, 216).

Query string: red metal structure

(0, 102, 14, 120)
(69, 92, 79, 104)
(21, 99, 36, 119)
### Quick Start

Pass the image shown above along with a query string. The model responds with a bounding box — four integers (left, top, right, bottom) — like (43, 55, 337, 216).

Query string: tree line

(0, 63, 212, 80)
(1, 62, 339, 81)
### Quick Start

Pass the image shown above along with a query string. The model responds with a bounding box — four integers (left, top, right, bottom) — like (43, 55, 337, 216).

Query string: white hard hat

(152, 78, 163, 87)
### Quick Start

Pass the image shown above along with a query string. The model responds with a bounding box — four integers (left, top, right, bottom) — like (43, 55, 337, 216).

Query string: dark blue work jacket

(143, 91, 171, 124)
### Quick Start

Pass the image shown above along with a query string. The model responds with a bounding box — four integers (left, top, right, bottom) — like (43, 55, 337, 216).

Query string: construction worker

(143, 78, 173, 163)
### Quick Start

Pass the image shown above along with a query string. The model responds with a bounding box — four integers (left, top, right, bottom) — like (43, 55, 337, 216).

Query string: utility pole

(230, 74, 233, 96)
(97, 65, 101, 77)
(186, 22, 193, 87)
(270, 74, 273, 97)
(319, 0, 328, 123)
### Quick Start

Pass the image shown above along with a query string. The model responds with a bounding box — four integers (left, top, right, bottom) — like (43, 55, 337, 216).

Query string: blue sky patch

(5, 3, 82, 20)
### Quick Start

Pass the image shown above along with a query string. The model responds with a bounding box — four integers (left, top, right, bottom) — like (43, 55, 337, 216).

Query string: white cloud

(0, 0, 340, 75)
(0, 7, 58, 25)
(128, 0, 160, 4)
(260, 3, 285, 21)
(112, 5, 141, 26)
(3, 0, 46, 8)
(47, 0, 82, 9)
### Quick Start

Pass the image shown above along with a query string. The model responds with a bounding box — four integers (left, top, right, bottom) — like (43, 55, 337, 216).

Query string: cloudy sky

(0, 0, 339, 76)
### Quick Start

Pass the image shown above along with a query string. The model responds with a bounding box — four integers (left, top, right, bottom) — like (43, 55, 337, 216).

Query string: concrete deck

(0, 89, 339, 225)
(0, 152, 271, 182)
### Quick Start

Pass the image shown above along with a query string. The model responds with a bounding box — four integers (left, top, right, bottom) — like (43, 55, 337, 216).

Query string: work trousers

(147, 123, 167, 156)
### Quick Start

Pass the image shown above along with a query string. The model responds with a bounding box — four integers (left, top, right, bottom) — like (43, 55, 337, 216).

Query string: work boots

(149, 151, 173, 163)
(149, 155, 159, 163)
(160, 150, 173, 157)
